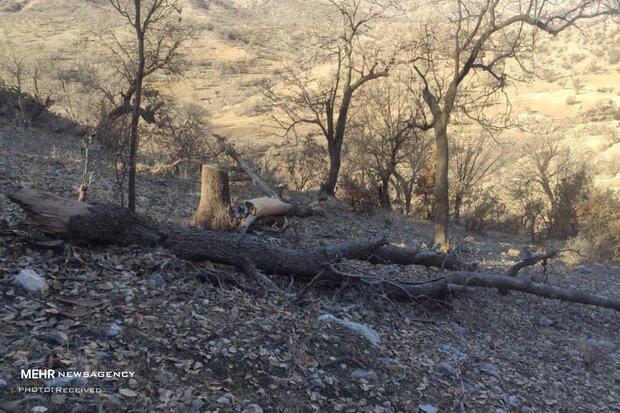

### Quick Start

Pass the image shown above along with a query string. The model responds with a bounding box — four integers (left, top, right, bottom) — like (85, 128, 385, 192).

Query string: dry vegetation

(0, 1, 619, 412)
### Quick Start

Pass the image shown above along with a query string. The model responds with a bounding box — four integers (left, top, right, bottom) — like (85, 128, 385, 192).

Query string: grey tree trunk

(433, 115, 450, 248)
(127, 0, 145, 212)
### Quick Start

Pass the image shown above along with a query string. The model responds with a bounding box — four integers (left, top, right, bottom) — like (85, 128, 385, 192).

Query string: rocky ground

(0, 124, 619, 413)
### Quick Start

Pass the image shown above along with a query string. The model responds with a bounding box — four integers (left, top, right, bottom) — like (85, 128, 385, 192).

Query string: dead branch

(506, 250, 557, 277)
(8, 188, 620, 311)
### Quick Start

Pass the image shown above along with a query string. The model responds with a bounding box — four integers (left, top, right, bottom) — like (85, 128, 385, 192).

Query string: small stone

(317, 314, 380, 346)
(216, 394, 233, 405)
(31, 407, 48, 413)
(536, 315, 554, 327)
(242, 404, 264, 413)
(14, 269, 48, 294)
(575, 265, 591, 274)
(106, 320, 123, 338)
(380, 357, 397, 366)
(481, 363, 501, 379)
(437, 343, 468, 361)
(507, 395, 521, 407)
(191, 399, 205, 412)
(351, 369, 378, 381)
(453, 324, 470, 337)
(149, 273, 166, 286)
(309, 377, 326, 389)
(436, 362, 456, 377)
(0, 377, 7, 387)
(193, 314, 207, 321)
(419, 403, 438, 413)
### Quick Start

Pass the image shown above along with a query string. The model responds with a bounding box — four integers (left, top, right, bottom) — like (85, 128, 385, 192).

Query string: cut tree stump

(192, 164, 234, 231)
(8, 188, 620, 311)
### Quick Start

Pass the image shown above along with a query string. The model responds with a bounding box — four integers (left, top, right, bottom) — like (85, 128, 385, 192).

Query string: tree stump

(192, 164, 234, 231)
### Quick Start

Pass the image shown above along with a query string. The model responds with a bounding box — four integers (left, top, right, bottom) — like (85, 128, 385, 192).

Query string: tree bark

(433, 116, 450, 248)
(378, 175, 391, 208)
(192, 164, 234, 231)
(8, 188, 620, 312)
(127, 1, 145, 213)
(324, 137, 343, 196)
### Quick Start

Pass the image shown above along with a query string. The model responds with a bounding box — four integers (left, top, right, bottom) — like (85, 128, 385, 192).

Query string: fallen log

(8, 188, 620, 311)
(8, 188, 461, 277)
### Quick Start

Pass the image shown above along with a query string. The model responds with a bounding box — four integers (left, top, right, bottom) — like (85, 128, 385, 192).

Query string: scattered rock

(410, 239, 423, 249)
(481, 363, 501, 379)
(14, 269, 48, 294)
(453, 324, 470, 338)
(575, 265, 591, 274)
(307, 368, 326, 390)
(436, 343, 468, 361)
(31, 407, 48, 413)
(0, 377, 7, 387)
(191, 399, 205, 412)
(351, 368, 378, 381)
(318, 314, 381, 346)
(507, 394, 521, 407)
(216, 394, 233, 405)
(149, 273, 166, 286)
(241, 404, 264, 413)
(536, 315, 554, 327)
(379, 357, 397, 366)
(436, 361, 457, 377)
(419, 403, 438, 413)
(106, 319, 123, 338)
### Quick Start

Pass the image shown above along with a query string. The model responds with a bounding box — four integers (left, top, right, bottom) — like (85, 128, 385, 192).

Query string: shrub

(462, 190, 506, 233)
(570, 189, 620, 262)
(549, 169, 591, 239)
(277, 136, 327, 191)
(339, 171, 377, 214)
(609, 48, 620, 65)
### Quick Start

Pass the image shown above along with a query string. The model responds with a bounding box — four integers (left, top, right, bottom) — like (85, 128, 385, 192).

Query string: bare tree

(392, 132, 433, 215)
(352, 76, 422, 208)
(0, 47, 53, 126)
(450, 131, 500, 221)
(510, 128, 590, 240)
(407, 0, 620, 248)
(260, 0, 397, 195)
(103, 0, 189, 211)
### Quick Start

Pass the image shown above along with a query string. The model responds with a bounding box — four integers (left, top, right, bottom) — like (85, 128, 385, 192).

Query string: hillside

(1, 2, 620, 412)
(1, 123, 619, 413)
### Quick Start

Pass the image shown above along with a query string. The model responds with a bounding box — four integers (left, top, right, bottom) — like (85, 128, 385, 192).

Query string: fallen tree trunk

(8, 188, 620, 311)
